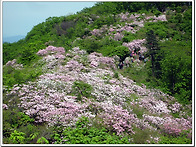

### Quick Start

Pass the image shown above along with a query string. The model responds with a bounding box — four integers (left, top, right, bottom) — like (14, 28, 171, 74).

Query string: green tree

(145, 29, 162, 78)
(160, 50, 192, 103)
(110, 46, 130, 62)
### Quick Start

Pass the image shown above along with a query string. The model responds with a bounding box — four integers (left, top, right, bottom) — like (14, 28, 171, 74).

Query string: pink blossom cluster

(16, 82, 94, 126)
(108, 23, 136, 35)
(59, 64, 131, 103)
(146, 15, 167, 22)
(132, 21, 144, 27)
(139, 97, 171, 114)
(64, 60, 85, 72)
(100, 104, 136, 135)
(6, 59, 17, 66)
(36, 49, 48, 56)
(3, 104, 8, 110)
(143, 114, 192, 136)
(146, 136, 160, 143)
(38, 49, 133, 103)
(175, 117, 192, 130)
(90, 29, 102, 36)
(88, 52, 116, 69)
(162, 123, 182, 136)
(118, 12, 129, 21)
(46, 46, 65, 54)
(41, 51, 135, 103)
(118, 12, 167, 22)
(122, 39, 147, 53)
(90, 25, 108, 37)
(109, 28, 115, 32)
(54, 54, 65, 60)
(84, 99, 154, 135)
(169, 102, 182, 113)
(36, 46, 66, 70)
(113, 32, 124, 41)
(85, 12, 167, 42)
(118, 12, 141, 22)
(143, 114, 166, 126)
(86, 70, 134, 102)
(40, 47, 85, 71)
(70, 47, 87, 55)
(39, 73, 75, 82)
(118, 24, 135, 33)
(41, 55, 59, 70)
(5, 59, 23, 69)
(36, 46, 65, 58)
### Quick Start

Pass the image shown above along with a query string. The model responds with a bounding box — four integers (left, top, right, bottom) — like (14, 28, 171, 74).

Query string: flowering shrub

(36, 49, 48, 56)
(119, 12, 129, 21)
(88, 52, 116, 69)
(6, 59, 17, 66)
(122, 39, 146, 53)
(113, 32, 124, 41)
(146, 15, 167, 22)
(36, 46, 65, 57)
(139, 97, 171, 114)
(169, 102, 182, 113)
(18, 82, 93, 126)
(90, 29, 102, 36)
(65, 60, 85, 71)
(54, 54, 65, 60)
(5, 59, 23, 69)
(3, 104, 8, 110)
(70, 47, 87, 55)
(109, 28, 115, 32)
(143, 114, 192, 136)
(162, 123, 182, 136)
(100, 104, 136, 135)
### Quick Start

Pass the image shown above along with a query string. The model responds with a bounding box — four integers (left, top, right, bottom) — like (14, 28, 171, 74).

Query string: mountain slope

(3, 45, 192, 144)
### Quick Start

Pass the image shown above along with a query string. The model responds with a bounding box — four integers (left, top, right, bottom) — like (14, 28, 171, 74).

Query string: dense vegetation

(3, 2, 192, 144)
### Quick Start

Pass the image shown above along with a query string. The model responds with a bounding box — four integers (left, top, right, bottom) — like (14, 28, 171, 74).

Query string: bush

(37, 137, 49, 144)
(80, 38, 101, 53)
(3, 63, 43, 88)
(52, 117, 130, 144)
(72, 81, 93, 101)
(158, 134, 191, 144)
(122, 36, 129, 43)
(109, 46, 130, 61)
(9, 130, 26, 144)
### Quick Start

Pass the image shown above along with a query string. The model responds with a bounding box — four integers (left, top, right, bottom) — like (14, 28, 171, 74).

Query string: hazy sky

(2, 1, 97, 38)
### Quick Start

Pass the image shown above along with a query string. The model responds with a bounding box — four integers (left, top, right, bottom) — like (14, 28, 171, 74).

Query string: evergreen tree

(145, 29, 162, 78)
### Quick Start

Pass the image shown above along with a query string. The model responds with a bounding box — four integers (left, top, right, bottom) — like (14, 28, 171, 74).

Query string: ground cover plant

(2, 2, 192, 144)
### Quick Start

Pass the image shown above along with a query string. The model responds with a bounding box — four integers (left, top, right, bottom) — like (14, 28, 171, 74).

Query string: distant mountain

(3, 35, 25, 43)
